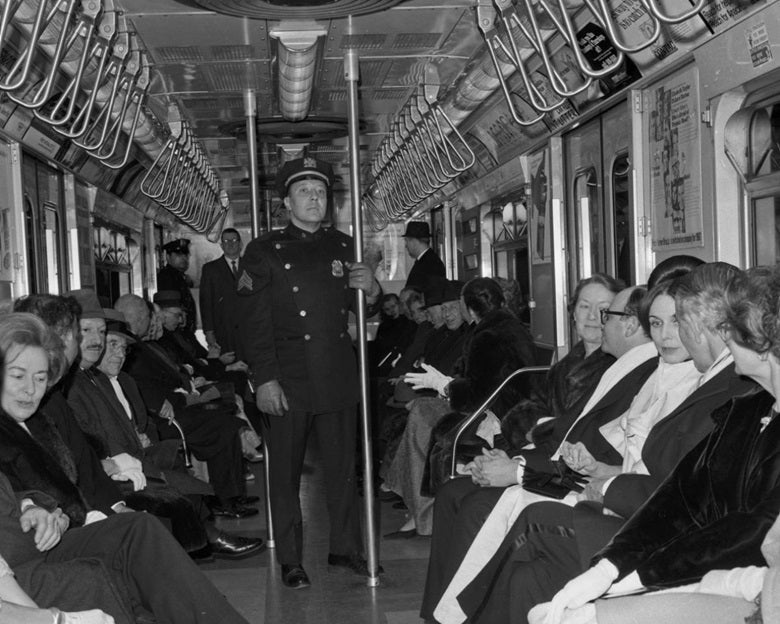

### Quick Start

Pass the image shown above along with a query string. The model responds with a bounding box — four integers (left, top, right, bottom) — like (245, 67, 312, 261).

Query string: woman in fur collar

(541, 265, 780, 624)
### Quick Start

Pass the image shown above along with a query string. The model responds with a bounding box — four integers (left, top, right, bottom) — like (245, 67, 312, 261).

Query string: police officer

(238, 157, 381, 589)
(157, 238, 197, 334)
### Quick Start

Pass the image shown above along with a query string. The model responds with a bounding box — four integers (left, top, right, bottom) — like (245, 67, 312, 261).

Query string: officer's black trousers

(262, 406, 363, 565)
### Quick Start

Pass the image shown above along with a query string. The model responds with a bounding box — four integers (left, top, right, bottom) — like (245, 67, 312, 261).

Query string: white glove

(404, 363, 453, 396)
(110, 453, 142, 473)
(111, 468, 147, 492)
(544, 560, 618, 624)
(56, 609, 115, 624)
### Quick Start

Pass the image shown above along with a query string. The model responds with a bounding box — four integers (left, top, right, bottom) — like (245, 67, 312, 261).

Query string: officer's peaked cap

(163, 239, 190, 254)
(277, 157, 333, 198)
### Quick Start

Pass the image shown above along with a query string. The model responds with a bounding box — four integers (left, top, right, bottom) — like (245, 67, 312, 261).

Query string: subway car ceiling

(0, 0, 775, 236)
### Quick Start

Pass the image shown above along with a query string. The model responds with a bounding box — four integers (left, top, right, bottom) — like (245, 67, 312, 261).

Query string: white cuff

(601, 476, 617, 495)
(514, 456, 526, 484)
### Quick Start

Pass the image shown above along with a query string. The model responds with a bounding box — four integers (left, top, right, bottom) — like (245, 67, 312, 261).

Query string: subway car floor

(202, 439, 431, 624)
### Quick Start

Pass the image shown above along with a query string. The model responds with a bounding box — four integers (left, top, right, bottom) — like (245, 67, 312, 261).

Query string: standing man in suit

(403, 221, 446, 290)
(157, 238, 197, 334)
(238, 157, 382, 590)
(200, 228, 243, 354)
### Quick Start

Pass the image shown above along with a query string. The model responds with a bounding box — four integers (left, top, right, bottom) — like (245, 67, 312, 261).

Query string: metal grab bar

(38, 2, 117, 129)
(449, 365, 550, 479)
(642, 0, 706, 24)
(7, 0, 80, 109)
(0, 0, 50, 91)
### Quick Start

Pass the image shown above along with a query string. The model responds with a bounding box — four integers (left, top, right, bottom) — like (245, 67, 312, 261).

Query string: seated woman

(0, 311, 250, 624)
(419, 273, 622, 617)
(531, 507, 780, 624)
(433, 278, 705, 624)
(539, 265, 780, 624)
(383, 277, 536, 537)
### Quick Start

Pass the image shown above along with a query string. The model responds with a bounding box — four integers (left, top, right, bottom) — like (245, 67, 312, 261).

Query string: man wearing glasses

(200, 228, 243, 354)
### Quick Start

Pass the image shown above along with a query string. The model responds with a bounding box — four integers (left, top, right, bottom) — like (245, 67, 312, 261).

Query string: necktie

(231, 260, 237, 276)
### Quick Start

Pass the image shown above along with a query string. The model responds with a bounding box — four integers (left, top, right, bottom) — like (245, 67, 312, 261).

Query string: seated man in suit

(66, 302, 264, 560)
(420, 285, 658, 620)
(433, 263, 757, 624)
(114, 293, 257, 519)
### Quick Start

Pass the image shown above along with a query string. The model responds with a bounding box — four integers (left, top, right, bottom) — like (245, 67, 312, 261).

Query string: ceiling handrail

(643, 0, 706, 24)
(7, 0, 81, 109)
(39, 3, 117, 129)
(0, 0, 50, 91)
(590, 0, 660, 53)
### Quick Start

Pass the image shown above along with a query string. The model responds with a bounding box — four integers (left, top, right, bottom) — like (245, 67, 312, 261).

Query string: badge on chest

(331, 259, 344, 277)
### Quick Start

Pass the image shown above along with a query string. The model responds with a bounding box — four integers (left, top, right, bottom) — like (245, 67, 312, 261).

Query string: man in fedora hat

(238, 156, 382, 589)
(403, 221, 445, 290)
(157, 238, 197, 334)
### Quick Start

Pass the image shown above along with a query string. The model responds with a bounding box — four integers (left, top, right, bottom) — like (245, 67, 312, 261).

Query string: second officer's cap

(276, 157, 334, 198)
(162, 239, 190, 255)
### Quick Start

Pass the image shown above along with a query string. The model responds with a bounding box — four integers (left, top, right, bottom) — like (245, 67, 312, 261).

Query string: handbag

(521, 458, 588, 499)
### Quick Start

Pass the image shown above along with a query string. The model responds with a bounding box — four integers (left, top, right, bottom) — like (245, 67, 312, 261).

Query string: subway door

(21, 155, 68, 294)
(564, 103, 632, 289)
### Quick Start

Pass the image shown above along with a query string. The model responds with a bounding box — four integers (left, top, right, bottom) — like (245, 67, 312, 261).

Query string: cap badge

(331, 259, 344, 277)
(304, 157, 317, 168)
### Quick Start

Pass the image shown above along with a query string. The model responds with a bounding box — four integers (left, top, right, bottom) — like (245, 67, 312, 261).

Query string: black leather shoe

(281, 564, 311, 589)
(210, 533, 266, 559)
(210, 502, 260, 519)
(189, 545, 215, 563)
(233, 495, 261, 505)
(327, 553, 384, 575)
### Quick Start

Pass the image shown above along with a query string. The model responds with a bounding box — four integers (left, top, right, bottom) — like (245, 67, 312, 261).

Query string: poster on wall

(649, 66, 704, 250)
(529, 150, 550, 264)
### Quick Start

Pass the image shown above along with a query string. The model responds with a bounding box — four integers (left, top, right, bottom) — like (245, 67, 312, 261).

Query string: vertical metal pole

(442, 200, 454, 279)
(264, 188, 273, 234)
(345, 47, 379, 587)
(245, 88, 274, 548)
(244, 89, 260, 239)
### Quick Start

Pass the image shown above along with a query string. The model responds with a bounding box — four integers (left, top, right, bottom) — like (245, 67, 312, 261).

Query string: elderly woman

(0, 312, 250, 624)
(433, 276, 711, 624)
(538, 265, 780, 624)
(383, 277, 536, 537)
(419, 274, 621, 618)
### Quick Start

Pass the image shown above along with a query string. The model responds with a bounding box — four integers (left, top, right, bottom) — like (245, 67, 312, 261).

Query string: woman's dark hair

(638, 279, 677, 335)
(13, 294, 81, 338)
(723, 266, 778, 357)
(379, 293, 400, 321)
(567, 273, 624, 316)
(462, 277, 504, 320)
(648, 255, 704, 289)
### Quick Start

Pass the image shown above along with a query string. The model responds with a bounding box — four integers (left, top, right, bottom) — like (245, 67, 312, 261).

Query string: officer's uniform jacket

(238, 223, 375, 413)
(157, 264, 197, 333)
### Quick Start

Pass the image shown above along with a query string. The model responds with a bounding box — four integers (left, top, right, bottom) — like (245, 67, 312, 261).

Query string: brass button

(275, 243, 281, 250)
(284, 263, 291, 270)
(300, 310, 307, 317)
(340, 308, 346, 315)
(292, 286, 299, 293)
(339, 332, 346, 338)
(304, 334, 311, 341)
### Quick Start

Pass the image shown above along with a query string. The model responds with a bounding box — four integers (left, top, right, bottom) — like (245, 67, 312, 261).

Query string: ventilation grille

(194, 0, 406, 20)
(155, 46, 203, 63)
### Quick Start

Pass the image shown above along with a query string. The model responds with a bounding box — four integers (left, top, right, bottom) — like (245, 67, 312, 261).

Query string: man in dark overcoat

(403, 221, 445, 289)
(157, 238, 197, 333)
(200, 228, 243, 353)
(238, 156, 382, 589)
